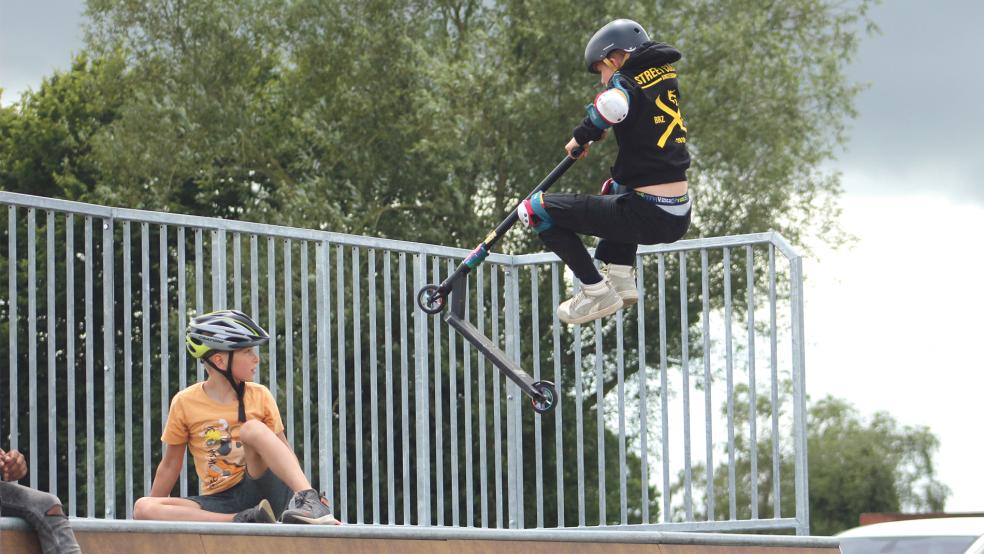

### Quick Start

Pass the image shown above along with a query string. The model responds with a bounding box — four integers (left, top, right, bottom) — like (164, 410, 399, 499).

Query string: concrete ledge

(1, 517, 839, 553)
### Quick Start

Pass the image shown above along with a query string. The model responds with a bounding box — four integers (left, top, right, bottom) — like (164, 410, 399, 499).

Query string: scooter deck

(444, 274, 542, 401)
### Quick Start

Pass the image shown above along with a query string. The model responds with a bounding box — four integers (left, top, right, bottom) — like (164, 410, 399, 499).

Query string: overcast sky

(2, 0, 984, 517)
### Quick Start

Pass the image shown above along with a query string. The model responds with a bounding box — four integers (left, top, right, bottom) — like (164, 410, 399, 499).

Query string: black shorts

(187, 469, 293, 516)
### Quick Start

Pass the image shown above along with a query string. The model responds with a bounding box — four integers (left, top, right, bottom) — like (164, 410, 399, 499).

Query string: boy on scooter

(517, 19, 692, 325)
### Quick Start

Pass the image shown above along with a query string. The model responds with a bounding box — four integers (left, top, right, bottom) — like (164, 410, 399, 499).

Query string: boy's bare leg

(133, 496, 234, 522)
(239, 419, 310, 493)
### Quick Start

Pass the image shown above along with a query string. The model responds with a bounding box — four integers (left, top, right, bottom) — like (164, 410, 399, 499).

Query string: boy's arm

(148, 443, 186, 497)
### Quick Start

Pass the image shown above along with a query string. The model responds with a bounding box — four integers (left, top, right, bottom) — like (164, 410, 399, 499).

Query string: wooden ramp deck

(1, 518, 840, 553)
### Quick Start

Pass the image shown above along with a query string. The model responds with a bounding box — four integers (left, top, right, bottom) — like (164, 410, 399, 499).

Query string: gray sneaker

(602, 264, 638, 306)
(280, 489, 339, 525)
(233, 498, 276, 523)
(557, 279, 624, 325)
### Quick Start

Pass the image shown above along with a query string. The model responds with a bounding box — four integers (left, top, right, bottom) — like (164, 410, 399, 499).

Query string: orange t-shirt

(161, 381, 284, 495)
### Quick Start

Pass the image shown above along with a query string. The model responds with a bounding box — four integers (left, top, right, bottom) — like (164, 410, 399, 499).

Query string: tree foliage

(0, 0, 888, 525)
(680, 386, 949, 535)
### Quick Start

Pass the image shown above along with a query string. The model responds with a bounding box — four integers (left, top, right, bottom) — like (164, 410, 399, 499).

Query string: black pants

(537, 192, 691, 284)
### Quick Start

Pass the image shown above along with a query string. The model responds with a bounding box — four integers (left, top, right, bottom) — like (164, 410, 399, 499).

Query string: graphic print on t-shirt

(200, 418, 246, 489)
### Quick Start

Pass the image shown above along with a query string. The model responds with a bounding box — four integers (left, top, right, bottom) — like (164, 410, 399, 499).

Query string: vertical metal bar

(657, 253, 670, 522)
(102, 217, 117, 517)
(285, 241, 295, 448)
(594, 313, 605, 525)
(724, 247, 737, 520)
(177, 228, 187, 398)
(66, 214, 77, 515)
(464, 269, 475, 528)
(636, 256, 649, 524)
(325, 242, 334, 501)
(335, 244, 347, 521)
(413, 253, 431, 526)
(28, 209, 38, 488)
(701, 249, 715, 521)
(680, 251, 693, 520)
(573, 280, 585, 527)
(85, 216, 95, 517)
(47, 211, 58, 499)
(531, 266, 544, 528)
(384, 252, 396, 524)
(431, 258, 444, 526)
(122, 221, 133, 517)
(746, 246, 758, 519)
(399, 252, 411, 524)
(268, 237, 278, 398)
(617, 304, 627, 525)
(353, 247, 363, 524)
(551, 263, 564, 528)
(177, 227, 188, 495)
(790, 254, 810, 535)
(7, 206, 18, 453)
(476, 264, 488, 528)
(490, 266, 502, 528)
(159, 226, 169, 484)
(447, 259, 459, 527)
(301, 242, 312, 477)
(194, 229, 203, 383)
(315, 241, 334, 497)
(234, 234, 242, 311)
(769, 245, 781, 518)
(504, 267, 517, 528)
(250, 235, 260, 384)
(140, 223, 150, 498)
(212, 229, 226, 310)
(369, 249, 380, 523)
(509, 265, 523, 529)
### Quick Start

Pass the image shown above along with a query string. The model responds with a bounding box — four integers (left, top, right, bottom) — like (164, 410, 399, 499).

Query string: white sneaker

(602, 264, 638, 306)
(557, 279, 624, 325)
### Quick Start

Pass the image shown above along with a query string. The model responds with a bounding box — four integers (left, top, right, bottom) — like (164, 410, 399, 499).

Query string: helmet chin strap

(603, 52, 631, 84)
(206, 351, 247, 423)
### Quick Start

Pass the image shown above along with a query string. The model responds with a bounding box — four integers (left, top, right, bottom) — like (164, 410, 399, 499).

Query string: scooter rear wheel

(530, 381, 556, 414)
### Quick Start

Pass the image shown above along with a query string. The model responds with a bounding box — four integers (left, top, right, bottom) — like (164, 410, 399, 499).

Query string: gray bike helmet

(186, 310, 269, 422)
(584, 19, 651, 73)
(186, 310, 270, 359)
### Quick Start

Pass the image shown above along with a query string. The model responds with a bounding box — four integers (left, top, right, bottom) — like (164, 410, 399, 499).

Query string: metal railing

(0, 191, 809, 534)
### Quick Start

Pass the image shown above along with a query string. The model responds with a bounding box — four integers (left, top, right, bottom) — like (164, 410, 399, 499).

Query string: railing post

(413, 252, 431, 525)
(790, 253, 810, 535)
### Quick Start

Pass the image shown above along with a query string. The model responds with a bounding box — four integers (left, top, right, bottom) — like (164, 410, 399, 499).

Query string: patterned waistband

(633, 190, 690, 206)
(611, 182, 690, 206)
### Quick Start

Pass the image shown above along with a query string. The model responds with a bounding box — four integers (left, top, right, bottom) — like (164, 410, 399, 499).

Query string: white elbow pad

(593, 88, 630, 125)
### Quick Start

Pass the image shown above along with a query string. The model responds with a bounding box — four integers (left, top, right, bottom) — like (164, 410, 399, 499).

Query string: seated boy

(0, 447, 82, 553)
(133, 309, 338, 524)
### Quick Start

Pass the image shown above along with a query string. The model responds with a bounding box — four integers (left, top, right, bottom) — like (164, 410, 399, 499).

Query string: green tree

(1, 0, 881, 523)
(683, 386, 949, 535)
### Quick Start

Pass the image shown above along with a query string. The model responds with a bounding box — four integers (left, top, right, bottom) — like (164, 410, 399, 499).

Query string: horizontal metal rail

(0, 518, 838, 548)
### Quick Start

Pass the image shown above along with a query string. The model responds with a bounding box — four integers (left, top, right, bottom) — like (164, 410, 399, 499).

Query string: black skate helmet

(186, 310, 270, 422)
(584, 19, 651, 73)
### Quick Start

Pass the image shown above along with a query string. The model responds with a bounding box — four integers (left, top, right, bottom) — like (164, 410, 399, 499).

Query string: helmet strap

(603, 52, 630, 73)
(205, 351, 247, 423)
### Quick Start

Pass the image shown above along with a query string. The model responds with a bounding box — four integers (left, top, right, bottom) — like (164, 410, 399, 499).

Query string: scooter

(416, 147, 584, 414)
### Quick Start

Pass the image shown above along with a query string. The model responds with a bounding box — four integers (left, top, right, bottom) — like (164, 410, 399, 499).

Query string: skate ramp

(1, 518, 839, 553)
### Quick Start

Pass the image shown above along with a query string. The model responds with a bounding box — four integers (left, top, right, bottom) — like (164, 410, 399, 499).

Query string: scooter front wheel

(417, 284, 446, 315)
(530, 381, 557, 414)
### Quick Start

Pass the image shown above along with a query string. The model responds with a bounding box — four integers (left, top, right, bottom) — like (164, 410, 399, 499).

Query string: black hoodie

(572, 42, 691, 188)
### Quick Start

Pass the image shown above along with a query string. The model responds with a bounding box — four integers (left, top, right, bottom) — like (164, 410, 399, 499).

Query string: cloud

(836, 0, 984, 201)
(0, 0, 86, 105)
(806, 192, 984, 511)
